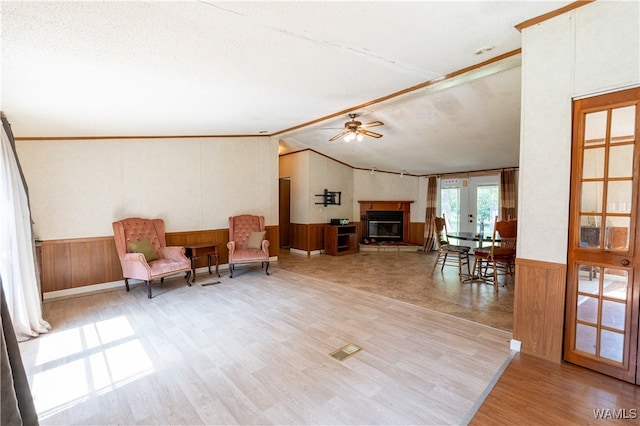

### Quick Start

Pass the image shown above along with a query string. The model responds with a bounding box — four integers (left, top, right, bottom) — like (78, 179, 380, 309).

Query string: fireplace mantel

(358, 200, 413, 213)
(358, 200, 413, 243)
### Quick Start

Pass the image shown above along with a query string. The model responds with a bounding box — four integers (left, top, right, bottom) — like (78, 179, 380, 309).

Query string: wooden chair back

(432, 215, 449, 248)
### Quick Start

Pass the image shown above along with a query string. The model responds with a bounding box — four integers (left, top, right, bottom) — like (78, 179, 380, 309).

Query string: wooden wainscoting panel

(69, 238, 122, 287)
(266, 226, 280, 257)
(513, 258, 567, 363)
(40, 237, 122, 293)
(289, 223, 325, 253)
(41, 241, 73, 293)
(409, 222, 425, 246)
(308, 223, 325, 252)
(290, 223, 309, 252)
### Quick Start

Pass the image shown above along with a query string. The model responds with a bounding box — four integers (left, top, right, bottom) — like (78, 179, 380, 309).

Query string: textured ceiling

(1, 1, 573, 174)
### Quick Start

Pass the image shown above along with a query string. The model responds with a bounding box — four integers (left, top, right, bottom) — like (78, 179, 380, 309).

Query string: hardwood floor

(19, 249, 640, 424)
(471, 352, 640, 425)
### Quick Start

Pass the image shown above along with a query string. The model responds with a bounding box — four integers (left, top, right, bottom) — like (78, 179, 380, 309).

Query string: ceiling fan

(329, 113, 384, 142)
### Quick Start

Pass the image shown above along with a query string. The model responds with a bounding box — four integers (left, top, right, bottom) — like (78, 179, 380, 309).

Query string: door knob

(621, 259, 630, 266)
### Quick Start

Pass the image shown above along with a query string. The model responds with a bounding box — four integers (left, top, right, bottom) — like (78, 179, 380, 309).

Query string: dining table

(446, 231, 498, 249)
(446, 231, 502, 284)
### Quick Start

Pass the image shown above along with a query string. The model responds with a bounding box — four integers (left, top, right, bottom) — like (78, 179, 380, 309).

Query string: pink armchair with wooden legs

(227, 215, 270, 278)
(112, 217, 192, 298)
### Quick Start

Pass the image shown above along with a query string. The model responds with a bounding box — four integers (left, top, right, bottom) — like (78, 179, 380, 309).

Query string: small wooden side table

(184, 243, 220, 283)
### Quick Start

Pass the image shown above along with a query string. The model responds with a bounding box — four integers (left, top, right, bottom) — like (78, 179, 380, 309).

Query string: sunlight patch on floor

(30, 315, 155, 420)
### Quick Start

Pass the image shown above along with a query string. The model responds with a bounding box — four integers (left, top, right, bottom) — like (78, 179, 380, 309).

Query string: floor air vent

(329, 343, 362, 361)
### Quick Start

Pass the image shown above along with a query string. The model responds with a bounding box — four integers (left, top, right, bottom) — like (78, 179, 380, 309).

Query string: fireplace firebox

(358, 200, 413, 244)
(365, 211, 403, 242)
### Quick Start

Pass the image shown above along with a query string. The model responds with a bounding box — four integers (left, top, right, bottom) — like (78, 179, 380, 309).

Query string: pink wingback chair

(227, 215, 270, 278)
(112, 217, 191, 298)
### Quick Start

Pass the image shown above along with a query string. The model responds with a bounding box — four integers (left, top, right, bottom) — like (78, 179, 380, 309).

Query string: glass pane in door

(574, 264, 629, 365)
(608, 144, 634, 177)
(440, 187, 460, 232)
(581, 181, 603, 212)
(476, 185, 498, 235)
(584, 110, 607, 145)
(610, 105, 636, 143)
(583, 147, 605, 178)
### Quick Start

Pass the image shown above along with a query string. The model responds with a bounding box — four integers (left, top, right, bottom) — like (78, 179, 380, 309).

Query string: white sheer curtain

(0, 117, 50, 340)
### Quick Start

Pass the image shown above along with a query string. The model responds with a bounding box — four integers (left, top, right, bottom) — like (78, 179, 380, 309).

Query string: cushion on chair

(247, 231, 266, 249)
(128, 239, 159, 262)
(442, 244, 470, 253)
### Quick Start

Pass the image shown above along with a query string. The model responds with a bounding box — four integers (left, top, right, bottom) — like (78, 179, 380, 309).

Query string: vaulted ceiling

(1, 1, 573, 175)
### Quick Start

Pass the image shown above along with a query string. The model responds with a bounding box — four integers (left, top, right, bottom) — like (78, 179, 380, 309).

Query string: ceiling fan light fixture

(329, 113, 384, 142)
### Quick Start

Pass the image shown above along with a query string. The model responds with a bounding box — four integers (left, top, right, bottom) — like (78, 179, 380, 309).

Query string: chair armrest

(227, 241, 236, 255)
(120, 253, 152, 279)
(158, 246, 188, 263)
(261, 240, 270, 256)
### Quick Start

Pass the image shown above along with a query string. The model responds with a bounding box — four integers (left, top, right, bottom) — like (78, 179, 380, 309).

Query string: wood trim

(515, 1, 595, 32)
(39, 227, 279, 294)
(513, 257, 567, 363)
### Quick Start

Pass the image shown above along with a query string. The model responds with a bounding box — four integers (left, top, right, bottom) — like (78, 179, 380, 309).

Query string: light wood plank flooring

(20, 264, 513, 425)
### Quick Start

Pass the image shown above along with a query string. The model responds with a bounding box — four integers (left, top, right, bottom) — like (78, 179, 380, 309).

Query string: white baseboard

(510, 339, 522, 351)
(42, 264, 238, 301)
(43, 280, 125, 300)
(289, 248, 322, 256)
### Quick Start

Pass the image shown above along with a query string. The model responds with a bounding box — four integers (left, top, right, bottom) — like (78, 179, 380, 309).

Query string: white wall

(279, 151, 425, 224)
(308, 152, 354, 223)
(352, 169, 420, 220)
(518, 0, 640, 263)
(16, 136, 279, 240)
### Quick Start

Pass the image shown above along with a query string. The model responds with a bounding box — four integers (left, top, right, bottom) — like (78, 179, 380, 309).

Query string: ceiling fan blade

(362, 121, 384, 128)
(329, 130, 349, 141)
(360, 129, 383, 139)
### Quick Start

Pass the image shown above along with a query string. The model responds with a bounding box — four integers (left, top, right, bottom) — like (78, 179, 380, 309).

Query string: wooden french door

(565, 87, 640, 383)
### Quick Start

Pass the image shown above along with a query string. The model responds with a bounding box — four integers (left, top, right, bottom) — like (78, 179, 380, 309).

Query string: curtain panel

(423, 176, 438, 251)
(1, 282, 39, 425)
(0, 114, 50, 340)
(500, 169, 517, 220)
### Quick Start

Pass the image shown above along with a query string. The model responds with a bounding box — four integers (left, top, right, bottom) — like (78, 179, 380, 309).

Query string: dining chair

(431, 215, 471, 280)
(473, 216, 517, 291)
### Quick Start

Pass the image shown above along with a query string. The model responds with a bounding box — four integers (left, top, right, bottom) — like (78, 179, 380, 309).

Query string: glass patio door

(564, 87, 640, 384)
(440, 175, 499, 248)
